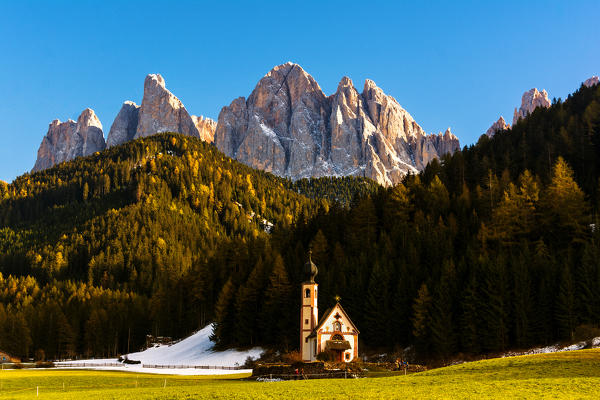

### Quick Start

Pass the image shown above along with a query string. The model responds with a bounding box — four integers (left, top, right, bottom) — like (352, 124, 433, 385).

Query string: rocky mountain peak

(145, 73, 166, 90)
(107, 74, 216, 147)
(214, 63, 459, 186)
(32, 108, 106, 172)
(338, 76, 354, 89)
(513, 88, 550, 125)
(106, 101, 140, 148)
(443, 127, 457, 140)
(135, 73, 201, 140)
(78, 108, 102, 129)
(584, 76, 599, 88)
(362, 79, 386, 101)
(486, 116, 510, 138)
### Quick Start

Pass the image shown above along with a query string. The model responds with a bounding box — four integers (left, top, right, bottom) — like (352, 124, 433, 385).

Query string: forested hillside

(242, 82, 600, 358)
(1, 82, 600, 362)
(0, 134, 377, 359)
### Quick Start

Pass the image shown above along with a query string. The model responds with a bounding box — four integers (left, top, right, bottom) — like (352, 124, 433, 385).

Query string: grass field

(0, 349, 599, 399)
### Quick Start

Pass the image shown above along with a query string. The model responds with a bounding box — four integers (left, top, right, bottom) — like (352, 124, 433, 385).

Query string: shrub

(35, 361, 55, 368)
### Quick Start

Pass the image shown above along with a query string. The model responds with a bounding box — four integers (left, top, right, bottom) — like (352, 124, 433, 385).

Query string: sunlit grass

(1, 349, 599, 399)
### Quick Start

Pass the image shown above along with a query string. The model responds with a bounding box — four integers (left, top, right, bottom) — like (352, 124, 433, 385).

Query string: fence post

(37, 386, 39, 397)
(164, 379, 166, 388)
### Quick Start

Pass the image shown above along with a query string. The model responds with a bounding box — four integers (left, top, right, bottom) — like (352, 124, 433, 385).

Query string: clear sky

(1, 0, 598, 182)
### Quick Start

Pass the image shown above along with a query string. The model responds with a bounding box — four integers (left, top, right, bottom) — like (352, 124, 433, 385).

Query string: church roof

(307, 302, 360, 338)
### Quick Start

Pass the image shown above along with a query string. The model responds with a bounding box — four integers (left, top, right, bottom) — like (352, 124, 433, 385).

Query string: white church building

(300, 252, 359, 363)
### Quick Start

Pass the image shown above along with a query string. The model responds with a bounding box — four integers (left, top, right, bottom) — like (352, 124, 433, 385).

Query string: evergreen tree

(430, 260, 457, 358)
(412, 283, 432, 356)
(556, 263, 576, 340)
(261, 254, 294, 348)
(211, 278, 237, 348)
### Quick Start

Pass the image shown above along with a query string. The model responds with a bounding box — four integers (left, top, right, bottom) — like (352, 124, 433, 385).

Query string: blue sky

(1, 0, 598, 182)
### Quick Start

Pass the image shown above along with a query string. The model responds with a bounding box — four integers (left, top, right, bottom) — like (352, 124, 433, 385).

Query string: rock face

(32, 109, 105, 172)
(486, 116, 510, 138)
(191, 115, 217, 143)
(107, 75, 216, 147)
(215, 63, 459, 186)
(135, 74, 201, 139)
(584, 76, 599, 88)
(513, 88, 551, 125)
(106, 101, 140, 147)
(34, 74, 217, 172)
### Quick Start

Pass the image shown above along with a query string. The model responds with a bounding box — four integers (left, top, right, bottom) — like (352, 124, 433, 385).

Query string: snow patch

(55, 324, 263, 375)
(502, 337, 600, 357)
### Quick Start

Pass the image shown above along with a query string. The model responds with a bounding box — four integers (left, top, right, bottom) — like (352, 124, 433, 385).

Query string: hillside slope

(0, 133, 378, 360)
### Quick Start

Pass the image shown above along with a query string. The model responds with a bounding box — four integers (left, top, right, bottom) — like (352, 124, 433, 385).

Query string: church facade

(300, 253, 359, 362)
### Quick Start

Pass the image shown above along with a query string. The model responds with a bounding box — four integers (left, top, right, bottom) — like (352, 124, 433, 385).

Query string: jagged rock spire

(33, 108, 105, 172)
(513, 88, 550, 126)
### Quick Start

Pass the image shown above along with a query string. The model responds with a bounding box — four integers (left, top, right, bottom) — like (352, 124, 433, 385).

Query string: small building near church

(300, 252, 359, 362)
(0, 350, 20, 363)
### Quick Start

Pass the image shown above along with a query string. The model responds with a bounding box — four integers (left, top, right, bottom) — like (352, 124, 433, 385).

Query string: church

(300, 252, 359, 362)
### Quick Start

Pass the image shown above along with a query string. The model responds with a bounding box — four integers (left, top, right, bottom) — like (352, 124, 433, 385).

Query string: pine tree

(430, 260, 457, 359)
(540, 157, 590, 245)
(210, 278, 237, 348)
(364, 261, 391, 346)
(511, 249, 532, 348)
(556, 263, 576, 340)
(412, 283, 432, 356)
(261, 254, 294, 348)
(234, 258, 267, 346)
(480, 258, 508, 352)
(575, 244, 600, 324)
(460, 272, 480, 354)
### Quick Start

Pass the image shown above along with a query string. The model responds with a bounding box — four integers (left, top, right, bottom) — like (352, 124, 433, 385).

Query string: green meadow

(0, 349, 599, 399)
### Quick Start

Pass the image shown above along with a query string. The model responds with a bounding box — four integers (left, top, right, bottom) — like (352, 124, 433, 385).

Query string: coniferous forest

(0, 83, 600, 361)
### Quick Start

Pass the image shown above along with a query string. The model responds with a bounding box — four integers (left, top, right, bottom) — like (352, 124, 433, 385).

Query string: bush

(12, 363, 24, 369)
(281, 351, 302, 363)
(242, 356, 257, 369)
(35, 349, 46, 361)
(35, 361, 54, 368)
(316, 350, 335, 362)
(574, 325, 600, 342)
(574, 325, 600, 348)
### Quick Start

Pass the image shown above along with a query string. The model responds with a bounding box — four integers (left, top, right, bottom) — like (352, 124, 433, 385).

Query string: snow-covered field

(55, 325, 263, 375)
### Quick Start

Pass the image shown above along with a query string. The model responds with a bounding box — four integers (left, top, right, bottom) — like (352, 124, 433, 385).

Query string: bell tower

(300, 251, 318, 362)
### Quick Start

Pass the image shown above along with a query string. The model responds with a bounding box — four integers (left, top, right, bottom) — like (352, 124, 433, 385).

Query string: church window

(333, 321, 341, 332)
(305, 288, 311, 298)
(305, 337, 309, 343)
(305, 319, 309, 325)
(345, 353, 350, 360)
(332, 334, 344, 340)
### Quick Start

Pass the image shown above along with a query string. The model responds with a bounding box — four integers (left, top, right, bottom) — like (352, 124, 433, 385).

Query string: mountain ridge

(215, 62, 459, 186)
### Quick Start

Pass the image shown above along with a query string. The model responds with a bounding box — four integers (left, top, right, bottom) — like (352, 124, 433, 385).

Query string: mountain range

(31, 66, 599, 185)
(31, 63, 460, 186)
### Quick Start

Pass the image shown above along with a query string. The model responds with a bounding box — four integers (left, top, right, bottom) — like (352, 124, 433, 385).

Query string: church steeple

(300, 251, 319, 361)
(304, 250, 318, 282)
